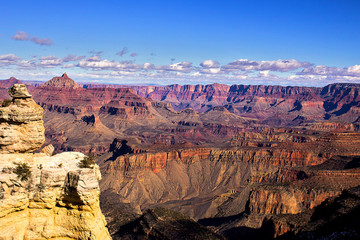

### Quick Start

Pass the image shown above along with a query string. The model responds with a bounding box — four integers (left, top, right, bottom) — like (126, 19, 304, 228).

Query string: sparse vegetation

(37, 183, 45, 192)
(78, 151, 96, 168)
(1, 99, 12, 107)
(13, 162, 32, 181)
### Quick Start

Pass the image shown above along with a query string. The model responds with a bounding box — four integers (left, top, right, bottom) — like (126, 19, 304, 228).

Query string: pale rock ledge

(0, 152, 111, 240)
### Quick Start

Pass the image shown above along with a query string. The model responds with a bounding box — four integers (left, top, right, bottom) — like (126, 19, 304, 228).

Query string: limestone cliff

(0, 84, 111, 240)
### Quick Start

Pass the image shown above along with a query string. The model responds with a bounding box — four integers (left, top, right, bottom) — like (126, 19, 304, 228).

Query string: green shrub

(1, 99, 12, 107)
(13, 162, 32, 181)
(78, 152, 95, 168)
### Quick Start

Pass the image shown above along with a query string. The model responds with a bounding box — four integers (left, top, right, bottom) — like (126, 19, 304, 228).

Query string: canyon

(1, 74, 360, 239)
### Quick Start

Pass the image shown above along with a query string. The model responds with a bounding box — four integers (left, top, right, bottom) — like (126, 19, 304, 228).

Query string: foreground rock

(0, 84, 111, 239)
(0, 152, 111, 240)
(0, 84, 45, 153)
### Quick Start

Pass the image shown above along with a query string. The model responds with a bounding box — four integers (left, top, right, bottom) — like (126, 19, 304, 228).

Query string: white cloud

(200, 59, 220, 68)
(63, 54, 85, 62)
(199, 59, 221, 74)
(39, 55, 58, 60)
(38, 55, 62, 68)
(0, 54, 21, 63)
(31, 36, 53, 46)
(298, 64, 360, 77)
(156, 61, 193, 73)
(258, 70, 271, 77)
(77, 56, 141, 72)
(62, 63, 75, 68)
(143, 62, 155, 70)
(222, 59, 312, 72)
(2, 52, 358, 87)
(11, 31, 29, 41)
(11, 31, 53, 46)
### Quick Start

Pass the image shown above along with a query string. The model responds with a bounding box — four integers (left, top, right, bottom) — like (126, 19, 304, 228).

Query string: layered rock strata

(0, 84, 45, 153)
(0, 84, 111, 240)
(0, 152, 111, 240)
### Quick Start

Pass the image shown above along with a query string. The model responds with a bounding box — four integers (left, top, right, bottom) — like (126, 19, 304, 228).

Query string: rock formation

(42, 73, 79, 89)
(130, 82, 360, 125)
(3, 74, 360, 238)
(0, 84, 45, 153)
(0, 84, 111, 239)
(99, 127, 360, 238)
(2, 73, 355, 154)
(24, 74, 257, 153)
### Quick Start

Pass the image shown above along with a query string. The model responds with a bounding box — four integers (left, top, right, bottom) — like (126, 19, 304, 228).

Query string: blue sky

(1, 0, 360, 86)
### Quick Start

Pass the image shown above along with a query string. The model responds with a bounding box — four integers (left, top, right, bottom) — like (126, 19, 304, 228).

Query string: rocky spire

(0, 84, 45, 153)
(43, 73, 79, 89)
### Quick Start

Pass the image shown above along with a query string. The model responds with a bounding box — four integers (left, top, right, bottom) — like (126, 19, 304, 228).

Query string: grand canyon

(1, 73, 360, 239)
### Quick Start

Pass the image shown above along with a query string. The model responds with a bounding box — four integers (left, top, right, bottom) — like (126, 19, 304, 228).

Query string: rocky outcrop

(290, 186, 360, 239)
(248, 185, 340, 215)
(0, 84, 111, 239)
(0, 84, 45, 153)
(230, 129, 314, 147)
(0, 152, 111, 240)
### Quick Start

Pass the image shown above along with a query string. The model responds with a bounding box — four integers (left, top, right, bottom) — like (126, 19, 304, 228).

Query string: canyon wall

(100, 141, 332, 219)
(131, 82, 360, 124)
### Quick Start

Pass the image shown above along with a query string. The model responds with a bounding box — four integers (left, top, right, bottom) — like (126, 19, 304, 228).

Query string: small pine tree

(78, 151, 96, 168)
(13, 162, 32, 181)
(1, 99, 12, 107)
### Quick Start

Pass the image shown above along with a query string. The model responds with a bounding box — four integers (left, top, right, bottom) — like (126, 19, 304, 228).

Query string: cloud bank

(1, 53, 359, 87)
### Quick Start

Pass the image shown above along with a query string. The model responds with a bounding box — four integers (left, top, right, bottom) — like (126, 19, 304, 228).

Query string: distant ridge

(43, 73, 79, 89)
(0, 77, 23, 88)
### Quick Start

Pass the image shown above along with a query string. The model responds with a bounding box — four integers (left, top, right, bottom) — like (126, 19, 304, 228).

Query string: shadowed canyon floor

(1, 74, 360, 239)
